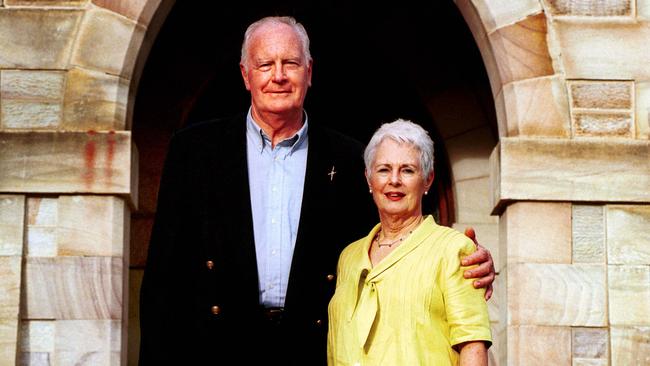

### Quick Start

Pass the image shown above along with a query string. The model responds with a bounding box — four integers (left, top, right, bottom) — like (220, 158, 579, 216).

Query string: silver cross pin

(328, 165, 336, 182)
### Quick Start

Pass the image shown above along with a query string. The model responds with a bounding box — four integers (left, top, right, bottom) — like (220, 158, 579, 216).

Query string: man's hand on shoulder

(461, 227, 495, 301)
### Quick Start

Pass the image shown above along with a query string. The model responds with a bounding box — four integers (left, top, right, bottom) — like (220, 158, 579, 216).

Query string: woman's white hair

(364, 118, 435, 181)
(240, 16, 312, 70)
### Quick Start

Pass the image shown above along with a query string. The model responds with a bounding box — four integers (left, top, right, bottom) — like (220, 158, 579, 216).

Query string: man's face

(240, 23, 313, 119)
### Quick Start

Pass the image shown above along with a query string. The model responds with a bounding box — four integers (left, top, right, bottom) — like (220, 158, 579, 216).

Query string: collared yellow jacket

(328, 215, 492, 365)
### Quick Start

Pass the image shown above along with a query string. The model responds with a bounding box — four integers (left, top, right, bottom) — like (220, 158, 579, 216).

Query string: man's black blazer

(139, 114, 376, 365)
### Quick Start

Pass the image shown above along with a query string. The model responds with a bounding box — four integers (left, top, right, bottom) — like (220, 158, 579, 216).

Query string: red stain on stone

(105, 130, 116, 184)
(83, 131, 97, 188)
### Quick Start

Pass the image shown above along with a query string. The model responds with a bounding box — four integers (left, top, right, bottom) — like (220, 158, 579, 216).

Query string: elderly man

(139, 16, 495, 365)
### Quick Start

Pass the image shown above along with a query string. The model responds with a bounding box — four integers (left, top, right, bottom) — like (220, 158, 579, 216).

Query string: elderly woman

(327, 119, 491, 365)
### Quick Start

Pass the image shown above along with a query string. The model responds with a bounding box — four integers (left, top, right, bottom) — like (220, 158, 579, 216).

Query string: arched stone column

(0, 1, 173, 364)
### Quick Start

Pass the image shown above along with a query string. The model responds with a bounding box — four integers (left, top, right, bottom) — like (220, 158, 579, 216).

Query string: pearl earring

(424, 191, 428, 195)
(369, 189, 373, 193)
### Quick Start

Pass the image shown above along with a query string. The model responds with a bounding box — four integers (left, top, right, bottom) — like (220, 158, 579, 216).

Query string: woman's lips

(385, 192, 405, 201)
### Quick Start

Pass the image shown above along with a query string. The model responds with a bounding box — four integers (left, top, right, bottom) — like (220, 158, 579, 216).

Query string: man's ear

(240, 63, 251, 91)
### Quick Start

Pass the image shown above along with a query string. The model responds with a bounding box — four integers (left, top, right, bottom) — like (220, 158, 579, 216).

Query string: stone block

(57, 195, 126, 257)
(5, 0, 87, 6)
(454, 176, 497, 224)
(0, 195, 24, 256)
(19, 321, 54, 352)
(502, 202, 572, 264)
(573, 327, 609, 360)
(445, 126, 496, 181)
(569, 81, 632, 110)
(62, 67, 128, 131)
(470, 0, 542, 34)
(18, 352, 50, 365)
(502, 75, 571, 137)
(572, 205, 605, 264)
(23, 256, 122, 320)
(546, 0, 633, 16)
(573, 113, 634, 138)
(0, 9, 82, 69)
(641, 0, 650, 20)
(53, 320, 121, 366)
(491, 138, 650, 212)
(1, 70, 65, 129)
(555, 21, 650, 80)
(70, 8, 144, 77)
(610, 326, 650, 366)
(607, 205, 650, 265)
(508, 325, 571, 365)
(573, 359, 608, 366)
(637, 82, 650, 139)
(509, 263, 606, 326)
(608, 265, 650, 326)
(93, 0, 153, 23)
(0, 131, 136, 204)
(0, 256, 22, 319)
(25, 197, 57, 257)
(0, 319, 18, 365)
(488, 13, 554, 85)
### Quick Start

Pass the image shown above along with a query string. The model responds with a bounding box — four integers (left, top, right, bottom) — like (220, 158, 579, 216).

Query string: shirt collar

(246, 107, 309, 155)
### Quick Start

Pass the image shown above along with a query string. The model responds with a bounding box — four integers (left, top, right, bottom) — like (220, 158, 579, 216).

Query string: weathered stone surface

(637, 82, 650, 139)
(454, 176, 497, 224)
(26, 197, 58, 257)
(0, 195, 24, 256)
(0, 256, 22, 319)
(502, 202, 572, 264)
(547, 0, 632, 16)
(0, 9, 82, 69)
(491, 138, 650, 212)
(58, 196, 126, 257)
(610, 326, 650, 366)
(509, 263, 606, 326)
(556, 21, 650, 80)
(572, 205, 605, 263)
(607, 205, 650, 265)
(62, 67, 128, 131)
(470, 0, 542, 34)
(0, 131, 136, 204)
(0, 319, 18, 366)
(508, 325, 571, 365)
(573, 327, 609, 359)
(53, 320, 121, 366)
(23, 256, 122, 320)
(5, 0, 87, 6)
(93, 0, 153, 23)
(573, 113, 634, 138)
(70, 8, 144, 77)
(445, 126, 496, 181)
(19, 321, 54, 352)
(569, 81, 632, 110)
(1, 69, 65, 129)
(502, 75, 571, 137)
(608, 265, 650, 326)
(488, 13, 554, 85)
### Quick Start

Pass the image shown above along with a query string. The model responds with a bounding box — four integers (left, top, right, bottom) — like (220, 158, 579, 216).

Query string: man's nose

(272, 65, 286, 82)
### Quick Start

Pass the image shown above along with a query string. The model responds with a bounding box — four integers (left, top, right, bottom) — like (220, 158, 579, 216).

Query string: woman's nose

(389, 171, 401, 184)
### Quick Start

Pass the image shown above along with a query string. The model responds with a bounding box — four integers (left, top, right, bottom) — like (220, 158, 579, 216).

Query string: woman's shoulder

(425, 223, 477, 257)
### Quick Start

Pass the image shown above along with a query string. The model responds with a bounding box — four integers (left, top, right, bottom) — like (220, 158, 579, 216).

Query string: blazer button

(326, 274, 335, 281)
(206, 260, 214, 270)
(211, 305, 221, 315)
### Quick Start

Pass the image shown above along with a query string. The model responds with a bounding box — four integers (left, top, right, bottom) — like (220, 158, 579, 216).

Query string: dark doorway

(131, 0, 495, 267)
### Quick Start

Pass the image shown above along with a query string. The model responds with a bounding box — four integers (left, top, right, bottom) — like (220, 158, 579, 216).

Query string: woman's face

(366, 139, 433, 220)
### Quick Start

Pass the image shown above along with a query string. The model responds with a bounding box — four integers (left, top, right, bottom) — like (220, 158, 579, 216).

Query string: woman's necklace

(375, 230, 412, 248)
(374, 216, 424, 248)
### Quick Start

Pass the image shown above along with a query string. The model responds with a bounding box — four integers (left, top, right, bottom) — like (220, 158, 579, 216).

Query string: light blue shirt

(246, 109, 308, 307)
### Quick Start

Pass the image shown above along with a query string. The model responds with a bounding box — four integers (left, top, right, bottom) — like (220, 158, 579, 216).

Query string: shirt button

(326, 274, 335, 281)
(211, 305, 221, 315)
(206, 260, 214, 270)
(315, 319, 323, 326)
